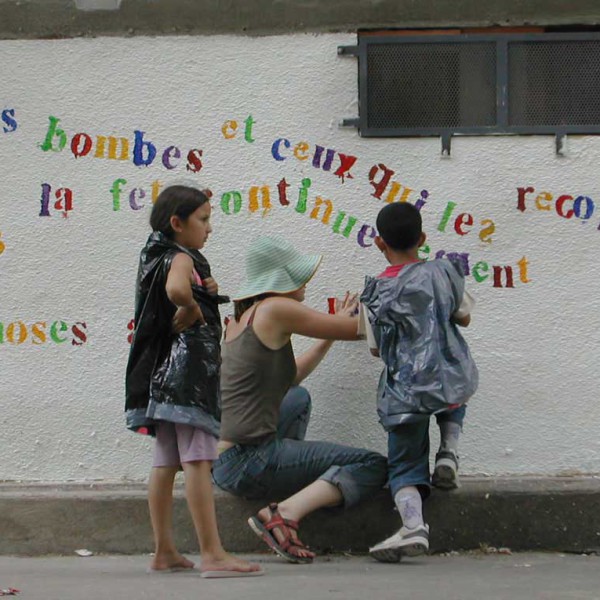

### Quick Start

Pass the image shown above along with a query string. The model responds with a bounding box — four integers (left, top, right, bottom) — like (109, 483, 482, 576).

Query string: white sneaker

(369, 524, 429, 563)
(432, 449, 459, 489)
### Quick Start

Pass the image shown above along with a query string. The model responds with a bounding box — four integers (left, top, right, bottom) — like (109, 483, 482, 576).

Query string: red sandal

(248, 503, 315, 564)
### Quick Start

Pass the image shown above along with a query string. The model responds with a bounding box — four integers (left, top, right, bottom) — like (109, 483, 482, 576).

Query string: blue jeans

(387, 406, 466, 499)
(213, 386, 387, 507)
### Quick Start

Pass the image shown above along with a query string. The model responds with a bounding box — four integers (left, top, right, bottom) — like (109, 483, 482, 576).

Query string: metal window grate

(367, 42, 497, 130)
(508, 41, 600, 127)
(342, 32, 600, 138)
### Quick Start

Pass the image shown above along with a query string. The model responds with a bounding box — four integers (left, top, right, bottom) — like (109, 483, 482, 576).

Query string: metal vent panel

(366, 42, 497, 130)
(508, 40, 600, 127)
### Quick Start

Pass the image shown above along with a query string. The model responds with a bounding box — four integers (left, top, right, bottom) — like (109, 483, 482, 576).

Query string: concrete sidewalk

(1, 553, 599, 600)
(1, 476, 600, 556)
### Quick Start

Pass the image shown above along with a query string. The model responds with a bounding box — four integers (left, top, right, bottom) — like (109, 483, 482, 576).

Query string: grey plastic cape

(361, 258, 478, 431)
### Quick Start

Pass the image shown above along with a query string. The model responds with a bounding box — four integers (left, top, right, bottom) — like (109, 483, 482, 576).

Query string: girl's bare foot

(200, 552, 262, 575)
(149, 552, 195, 572)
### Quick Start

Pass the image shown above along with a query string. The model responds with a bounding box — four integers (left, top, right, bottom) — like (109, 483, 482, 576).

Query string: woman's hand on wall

(334, 292, 359, 317)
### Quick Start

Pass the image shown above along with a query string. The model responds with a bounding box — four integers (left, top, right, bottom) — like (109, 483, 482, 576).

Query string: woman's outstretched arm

(294, 340, 334, 384)
(289, 293, 360, 383)
(265, 295, 360, 342)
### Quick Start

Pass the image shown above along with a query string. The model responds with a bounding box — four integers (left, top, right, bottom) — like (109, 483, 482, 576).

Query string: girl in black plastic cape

(125, 185, 262, 578)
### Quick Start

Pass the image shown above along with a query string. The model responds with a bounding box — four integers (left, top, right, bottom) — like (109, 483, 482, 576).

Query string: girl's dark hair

(150, 185, 210, 238)
(233, 294, 270, 322)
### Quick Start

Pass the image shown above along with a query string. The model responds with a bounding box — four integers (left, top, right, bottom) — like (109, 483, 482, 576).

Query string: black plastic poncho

(361, 258, 479, 431)
(125, 231, 229, 437)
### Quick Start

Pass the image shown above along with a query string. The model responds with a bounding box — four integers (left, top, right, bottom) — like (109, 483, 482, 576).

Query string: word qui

(39, 116, 203, 172)
(369, 163, 424, 206)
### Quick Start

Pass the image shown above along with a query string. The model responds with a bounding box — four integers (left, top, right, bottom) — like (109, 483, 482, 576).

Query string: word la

(39, 183, 74, 218)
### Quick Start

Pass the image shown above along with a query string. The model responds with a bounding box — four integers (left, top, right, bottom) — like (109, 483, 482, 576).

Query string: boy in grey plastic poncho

(360, 202, 478, 563)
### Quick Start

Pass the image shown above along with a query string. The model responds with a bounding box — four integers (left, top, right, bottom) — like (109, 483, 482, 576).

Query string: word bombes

(39, 116, 203, 172)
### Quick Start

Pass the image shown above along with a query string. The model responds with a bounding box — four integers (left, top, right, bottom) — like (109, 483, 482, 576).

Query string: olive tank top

(219, 307, 297, 445)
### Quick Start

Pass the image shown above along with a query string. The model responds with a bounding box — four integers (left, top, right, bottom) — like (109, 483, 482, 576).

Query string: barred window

(340, 32, 600, 139)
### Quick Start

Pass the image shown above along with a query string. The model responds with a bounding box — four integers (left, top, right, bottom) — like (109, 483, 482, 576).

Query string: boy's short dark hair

(376, 202, 422, 251)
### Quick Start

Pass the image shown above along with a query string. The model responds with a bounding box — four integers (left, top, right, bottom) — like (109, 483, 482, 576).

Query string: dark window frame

(340, 32, 600, 139)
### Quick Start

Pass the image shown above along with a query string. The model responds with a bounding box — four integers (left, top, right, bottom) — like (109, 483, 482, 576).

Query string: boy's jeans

(213, 386, 387, 507)
(387, 405, 466, 498)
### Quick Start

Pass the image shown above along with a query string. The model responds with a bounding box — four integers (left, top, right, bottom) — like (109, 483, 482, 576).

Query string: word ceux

(220, 177, 378, 248)
(0, 320, 87, 345)
(517, 186, 599, 229)
(110, 178, 163, 211)
(271, 138, 358, 182)
(2, 108, 17, 133)
(39, 116, 203, 172)
(419, 246, 531, 288)
(39, 183, 74, 218)
(437, 201, 495, 244)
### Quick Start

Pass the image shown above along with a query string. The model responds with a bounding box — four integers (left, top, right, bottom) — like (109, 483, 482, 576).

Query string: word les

(0, 320, 88, 345)
(437, 201, 495, 243)
(39, 183, 74, 218)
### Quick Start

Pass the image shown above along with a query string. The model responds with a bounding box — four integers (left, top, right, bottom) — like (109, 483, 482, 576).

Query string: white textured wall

(1, 34, 599, 482)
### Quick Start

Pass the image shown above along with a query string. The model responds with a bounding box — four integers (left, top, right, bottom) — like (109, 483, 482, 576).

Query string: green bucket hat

(233, 236, 322, 301)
